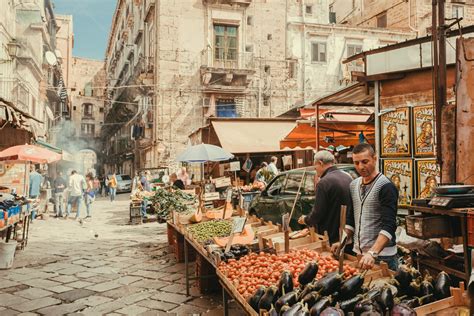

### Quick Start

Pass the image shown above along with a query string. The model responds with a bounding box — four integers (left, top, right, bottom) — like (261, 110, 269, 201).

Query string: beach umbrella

(176, 144, 234, 163)
(0, 144, 62, 163)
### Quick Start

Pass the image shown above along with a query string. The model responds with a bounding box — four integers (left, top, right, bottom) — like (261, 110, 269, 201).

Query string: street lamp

(7, 40, 20, 58)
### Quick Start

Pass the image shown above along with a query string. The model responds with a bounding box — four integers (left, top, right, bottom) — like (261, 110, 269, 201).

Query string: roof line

(343, 24, 474, 64)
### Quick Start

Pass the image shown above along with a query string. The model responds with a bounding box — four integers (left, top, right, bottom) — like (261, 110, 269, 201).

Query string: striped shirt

(346, 173, 398, 257)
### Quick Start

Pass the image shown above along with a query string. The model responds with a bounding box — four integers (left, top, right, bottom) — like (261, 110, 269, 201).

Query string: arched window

(83, 103, 93, 117)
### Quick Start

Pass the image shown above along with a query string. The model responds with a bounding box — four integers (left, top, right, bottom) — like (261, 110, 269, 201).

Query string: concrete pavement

(0, 193, 245, 315)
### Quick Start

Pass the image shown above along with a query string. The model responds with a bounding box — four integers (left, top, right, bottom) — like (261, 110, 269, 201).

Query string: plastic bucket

(0, 241, 17, 269)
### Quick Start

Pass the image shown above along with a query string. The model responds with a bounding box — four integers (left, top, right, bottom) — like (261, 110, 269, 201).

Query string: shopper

(93, 176, 100, 195)
(177, 167, 191, 186)
(29, 167, 42, 199)
(141, 171, 151, 192)
(170, 173, 185, 190)
(132, 171, 141, 193)
(108, 173, 117, 202)
(65, 170, 86, 219)
(332, 143, 399, 271)
(53, 172, 67, 218)
(268, 156, 279, 176)
(84, 173, 95, 219)
(298, 150, 352, 244)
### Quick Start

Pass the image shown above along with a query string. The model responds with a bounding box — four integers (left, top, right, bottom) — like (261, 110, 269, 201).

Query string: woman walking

(108, 173, 117, 202)
(84, 173, 95, 219)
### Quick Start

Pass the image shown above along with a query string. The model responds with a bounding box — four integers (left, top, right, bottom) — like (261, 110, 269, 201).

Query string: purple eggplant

(434, 271, 452, 299)
(391, 304, 416, 316)
(339, 294, 364, 313)
(258, 286, 279, 312)
(247, 286, 266, 312)
(301, 291, 322, 309)
(275, 291, 298, 313)
(279, 304, 290, 316)
(375, 286, 394, 312)
(268, 305, 278, 316)
(338, 270, 367, 300)
(314, 272, 343, 295)
(298, 261, 319, 286)
(401, 294, 435, 308)
(394, 265, 413, 290)
(354, 299, 383, 316)
(309, 296, 332, 316)
(278, 271, 295, 296)
(320, 306, 344, 316)
(282, 302, 303, 316)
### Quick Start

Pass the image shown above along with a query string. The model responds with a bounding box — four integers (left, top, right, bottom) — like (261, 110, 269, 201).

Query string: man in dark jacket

(53, 172, 67, 218)
(298, 150, 352, 244)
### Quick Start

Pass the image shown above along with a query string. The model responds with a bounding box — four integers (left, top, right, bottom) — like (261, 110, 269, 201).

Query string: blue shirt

(29, 171, 43, 197)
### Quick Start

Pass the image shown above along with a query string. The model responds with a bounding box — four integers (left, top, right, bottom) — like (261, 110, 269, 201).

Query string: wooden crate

(262, 229, 328, 253)
(414, 282, 468, 315)
(406, 214, 461, 239)
(195, 253, 220, 294)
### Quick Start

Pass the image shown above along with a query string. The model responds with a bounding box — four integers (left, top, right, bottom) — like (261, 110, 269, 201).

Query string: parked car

(248, 164, 359, 230)
(112, 174, 132, 193)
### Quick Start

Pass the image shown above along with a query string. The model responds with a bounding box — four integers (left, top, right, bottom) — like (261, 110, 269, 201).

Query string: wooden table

(408, 206, 470, 281)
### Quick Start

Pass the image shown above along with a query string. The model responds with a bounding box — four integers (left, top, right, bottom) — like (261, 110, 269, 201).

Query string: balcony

(200, 48, 255, 90)
(203, 0, 251, 6)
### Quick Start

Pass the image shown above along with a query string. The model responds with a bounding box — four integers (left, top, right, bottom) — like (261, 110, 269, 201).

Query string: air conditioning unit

(202, 97, 211, 108)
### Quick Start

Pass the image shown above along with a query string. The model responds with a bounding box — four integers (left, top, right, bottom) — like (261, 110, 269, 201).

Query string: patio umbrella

(0, 144, 62, 164)
(176, 144, 234, 163)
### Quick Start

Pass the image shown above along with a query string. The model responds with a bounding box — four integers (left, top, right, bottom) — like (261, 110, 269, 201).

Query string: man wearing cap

(298, 150, 352, 244)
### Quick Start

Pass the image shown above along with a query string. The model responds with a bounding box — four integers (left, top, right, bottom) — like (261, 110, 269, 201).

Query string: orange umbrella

(0, 144, 62, 163)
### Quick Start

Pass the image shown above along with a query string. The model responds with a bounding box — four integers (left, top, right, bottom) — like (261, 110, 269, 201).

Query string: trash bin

(0, 241, 17, 269)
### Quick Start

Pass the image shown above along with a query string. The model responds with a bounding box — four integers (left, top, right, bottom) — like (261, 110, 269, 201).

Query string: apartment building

(0, 0, 68, 149)
(331, 0, 474, 36)
(102, 0, 412, 174)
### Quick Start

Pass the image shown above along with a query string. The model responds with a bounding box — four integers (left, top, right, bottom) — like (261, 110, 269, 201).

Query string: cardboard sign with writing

(232, 217, 247, 234)
(230, 161, 240, 172)
(204, 192, 220, 201)
(215, 177, 231, 188)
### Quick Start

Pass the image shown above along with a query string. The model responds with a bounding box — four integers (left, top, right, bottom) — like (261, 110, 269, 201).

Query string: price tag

(230, 161, 240, 172)
(215, 177, 231, 188)
(232, 217, 247, 234)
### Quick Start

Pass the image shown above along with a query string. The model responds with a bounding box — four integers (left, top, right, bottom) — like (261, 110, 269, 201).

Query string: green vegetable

(187, 220, 232, 243)
(150, 187, 196, 219)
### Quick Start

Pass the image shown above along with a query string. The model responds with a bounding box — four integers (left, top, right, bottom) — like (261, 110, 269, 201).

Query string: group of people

(298, 143, 399, 271)
(252, 156, 279, 185)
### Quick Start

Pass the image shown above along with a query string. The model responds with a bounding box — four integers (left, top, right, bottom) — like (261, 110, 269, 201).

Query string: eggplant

(283, 302, 303, 316)
(401, 294, 435, 309)
(320, 306, 344, 315)
(268, 305, 279, 316)
(434, 271, 452, 299)
(294, 305, 310, 316)
(409, 267, 422, 280)
(339, 294, 364, 313)
(376, 286, 394, 312)
(365, 288, 381, 300)
(354, 299, 382, 316)
(298, 281, 317, 301)
(275, 291, 299, 313)
(309, 296, 332, 316)
(258, 286, 279, 312)
(407, 278, 421, 297)
(391, 303, 416, 316)
(280, 305, 290, 316)
(247, 286, 266, 312)
(394, 265, 413, 289)
(338, 271, 367, 300)
(278, 271, 295, 296)
(314, 272, 343, 295)
(298, 261, 319, 286)
(420, 278, 434, 297)
(301, 291, 322, 309)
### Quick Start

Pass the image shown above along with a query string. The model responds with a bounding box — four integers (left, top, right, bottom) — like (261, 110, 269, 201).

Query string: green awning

(34, 139, 62, 154)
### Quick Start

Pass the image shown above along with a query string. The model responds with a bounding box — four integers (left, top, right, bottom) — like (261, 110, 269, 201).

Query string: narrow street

(0, 195, 244, 316)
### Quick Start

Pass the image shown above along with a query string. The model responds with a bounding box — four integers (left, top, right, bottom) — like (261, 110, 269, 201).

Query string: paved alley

(0, 194, 245, 315)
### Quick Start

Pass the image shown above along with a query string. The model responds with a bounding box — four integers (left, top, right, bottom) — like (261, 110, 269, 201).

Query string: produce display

(187, 220, 232, 243)
(212, 244, 250, 262)
(219, 250, 453, 315)
(149, 188, 196, 219)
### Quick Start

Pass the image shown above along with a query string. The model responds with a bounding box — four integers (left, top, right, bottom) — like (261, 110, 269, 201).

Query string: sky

(53, 0, 117, 60)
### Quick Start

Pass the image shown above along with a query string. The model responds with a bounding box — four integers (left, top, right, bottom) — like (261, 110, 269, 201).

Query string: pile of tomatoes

(218, 249, 358, 299)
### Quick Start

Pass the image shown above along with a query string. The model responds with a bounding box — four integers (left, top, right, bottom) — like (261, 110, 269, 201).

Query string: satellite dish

(45, 51, 58, 66)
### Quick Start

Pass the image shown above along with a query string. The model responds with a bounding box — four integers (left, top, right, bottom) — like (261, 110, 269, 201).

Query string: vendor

(333, 143, 398, 271)
(298, 150, 352, 244)
(170, 173, 185, 190)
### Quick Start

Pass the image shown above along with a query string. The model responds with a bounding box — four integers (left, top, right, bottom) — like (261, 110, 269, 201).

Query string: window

(311, 42, 327, 62)
(216, 98, 237, 118)
(377, 12, 387, 28)
(347, 44, 363, 57)
(247, 16, 253, 26)
(99, 107, 104, 113)
(214, 25, 238, 64)
(84, 82, 92, 97)
(81, 123, 95, 136)
(266, 175, 286, 196)
(288, 60, 297, 79)
(267, 34, 272, 40)
(305, 5, 313, 15)
(452, 5, 464, 19)
(302, 174, 315, 196)
(83, 103, 93, 117)
(283, 173, 303, 195)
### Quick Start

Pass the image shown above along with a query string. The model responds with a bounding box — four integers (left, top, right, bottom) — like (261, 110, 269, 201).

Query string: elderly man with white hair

(298, 150, 352, 244)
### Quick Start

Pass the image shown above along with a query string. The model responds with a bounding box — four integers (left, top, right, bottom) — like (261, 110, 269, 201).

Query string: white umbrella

(176, 144, 234, 163)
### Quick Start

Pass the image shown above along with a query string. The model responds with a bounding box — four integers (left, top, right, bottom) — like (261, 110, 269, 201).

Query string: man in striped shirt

(333, 143, 399, 271)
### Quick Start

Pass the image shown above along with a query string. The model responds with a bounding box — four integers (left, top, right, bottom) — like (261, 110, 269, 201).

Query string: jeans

(66, 195, 82, 218)
(141, 199, 148, 217)
(109, 187, 116, 202)
(54, 192, 64, 216)
(377, 255, 400, 271)
(85, 195, 92, 217)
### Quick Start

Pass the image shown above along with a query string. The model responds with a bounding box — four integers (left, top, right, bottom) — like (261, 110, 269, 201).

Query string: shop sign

(383, 159, 413, 208)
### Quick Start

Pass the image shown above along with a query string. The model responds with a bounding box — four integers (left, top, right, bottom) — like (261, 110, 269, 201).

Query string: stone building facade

(331, 0, 474, 36)
(102, 0, 412, 175)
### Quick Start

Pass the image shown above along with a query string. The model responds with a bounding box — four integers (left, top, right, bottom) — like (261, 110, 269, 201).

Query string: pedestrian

(99, 174, 108, 197)
(132, 171, 141, 193)
(141, 172, 151, 192)
(255, 162, 268, 184)
(93, 176, 100, 195)
(268, 156, 279, 176)
(66, 170, 86, 219)
(108, 173, 117, 202)
(177, 167, 191, 186)
(53, 171, 67, 218)
(29, 166, 42, 199)
(169, 173, 185, 190)
(332, 143, 399, 271)
(84, 173, 95, 219)
(298, 150, 352, 244)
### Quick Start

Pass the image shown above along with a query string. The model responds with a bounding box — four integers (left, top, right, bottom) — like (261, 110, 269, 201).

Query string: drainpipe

(375, 81, 380, 171)
(301, 0, 306, 102)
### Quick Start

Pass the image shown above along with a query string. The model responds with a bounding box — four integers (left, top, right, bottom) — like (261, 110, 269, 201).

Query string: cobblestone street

(0, 194, 244, 315)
